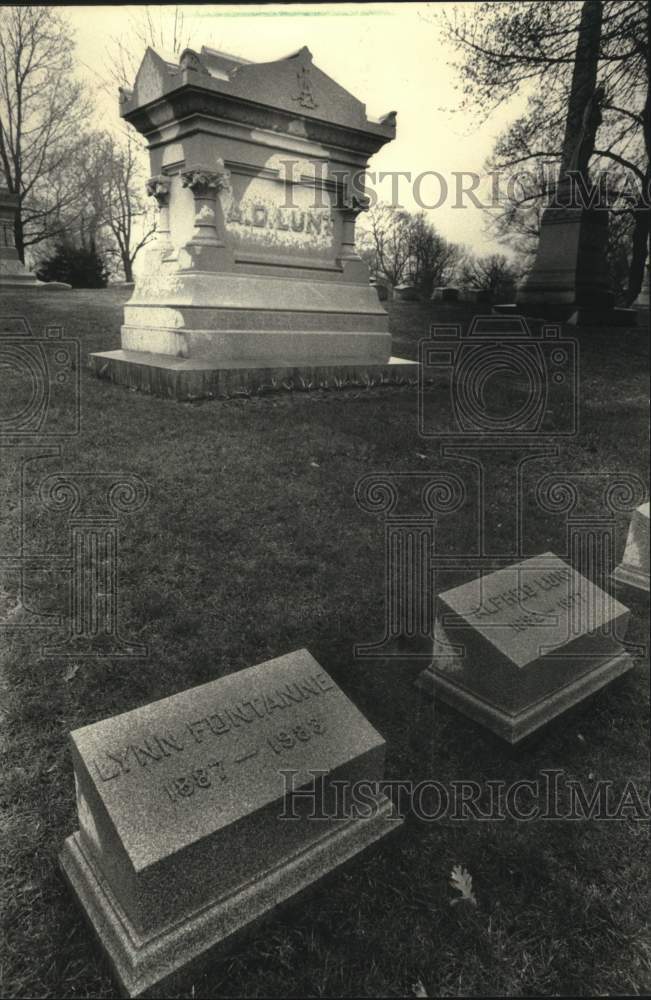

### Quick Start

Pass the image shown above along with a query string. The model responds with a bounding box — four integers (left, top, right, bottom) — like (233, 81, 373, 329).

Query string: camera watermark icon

(354, 311, 645, 664)
(0, 316, 80, 438)
(418, 315, 579, 440)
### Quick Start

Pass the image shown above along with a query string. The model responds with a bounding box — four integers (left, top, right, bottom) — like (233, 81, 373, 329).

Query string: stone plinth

(90, 350, 418, 401)
(0, 188, 70, 290)
(514, 185, 635, 326)
(634, 264, 649, 309)
(89, 45, 409, 398)
(431, 286, 459, 302)
(417, 553, 633, 743)
(613, 501, 649, 593)
(60, 649, 401, 996)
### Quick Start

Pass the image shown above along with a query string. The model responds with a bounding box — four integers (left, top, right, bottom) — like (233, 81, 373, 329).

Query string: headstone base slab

(416, 648, 634, 743)
(612, 563, 650, 594)
(60, 797, 399, 998)
(89, 349, 418, 401)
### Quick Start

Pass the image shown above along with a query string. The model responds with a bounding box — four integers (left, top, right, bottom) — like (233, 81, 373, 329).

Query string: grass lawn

(0, 287, 649, 998)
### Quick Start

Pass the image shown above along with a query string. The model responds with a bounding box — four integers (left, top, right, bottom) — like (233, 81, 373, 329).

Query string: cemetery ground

(1, 288, 649, 999)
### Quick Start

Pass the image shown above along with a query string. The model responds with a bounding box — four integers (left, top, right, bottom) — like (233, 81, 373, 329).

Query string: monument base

(612, 501, 650, 594)
(416, 649, 634, 744)
(61, 799, 399, 998)
(89, 349, 418, 401)
(612, 562, 650, 594)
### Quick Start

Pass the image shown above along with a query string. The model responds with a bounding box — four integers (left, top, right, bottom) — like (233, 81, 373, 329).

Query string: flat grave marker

(417, 552, 634, 742)
(60, 649, 400, 997)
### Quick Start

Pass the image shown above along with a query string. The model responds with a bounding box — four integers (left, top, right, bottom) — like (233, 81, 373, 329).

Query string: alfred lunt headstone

(60, 649, 400, 996)
(89, 45, 416, 399)
(613, 501, 649, 593)
(417, 553, 633, 742)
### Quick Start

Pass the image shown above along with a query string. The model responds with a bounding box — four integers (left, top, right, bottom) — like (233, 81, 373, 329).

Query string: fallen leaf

(63, 663, 80, 682)
(450, 864, 477, 906)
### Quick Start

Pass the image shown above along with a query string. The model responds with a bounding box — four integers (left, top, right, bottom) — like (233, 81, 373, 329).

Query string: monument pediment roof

(122, 44, 396, 139)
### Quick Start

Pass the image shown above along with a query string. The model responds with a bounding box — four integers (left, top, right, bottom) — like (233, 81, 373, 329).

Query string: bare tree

(446, 0, 649, 303)
(406, 212, 462, 296)
(460, 252, 521, 301)
(99, 5, 189, 92)
(96, 131, 156, 282)
(356, 203, 414, 286)
(0, 5, 91, 262)
(357, 204, 462, 294)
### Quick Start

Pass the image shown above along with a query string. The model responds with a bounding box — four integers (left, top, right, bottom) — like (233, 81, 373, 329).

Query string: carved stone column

(335, 193, 369, 282)
(179, 161, 231, 271)
(145, 175, 173, 259)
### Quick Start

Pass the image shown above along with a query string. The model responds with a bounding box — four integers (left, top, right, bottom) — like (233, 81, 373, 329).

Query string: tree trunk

(122, 254, 133, 282)
(14, 206, 25, 263)
(559, 0, 603, 179)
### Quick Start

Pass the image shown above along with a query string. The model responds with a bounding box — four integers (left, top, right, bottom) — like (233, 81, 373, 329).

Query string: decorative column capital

(334, 190, 370, 218)
(145, 175, 171, 205)
(347, 194, 370, 218)
(181, 160, 231, 196)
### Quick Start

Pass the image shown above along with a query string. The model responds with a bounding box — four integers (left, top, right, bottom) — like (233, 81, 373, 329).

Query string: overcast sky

(66, 2, 527, 259)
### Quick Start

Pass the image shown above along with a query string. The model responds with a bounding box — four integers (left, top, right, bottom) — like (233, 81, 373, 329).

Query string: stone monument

(431, 286, 459, 302)
(417, 552, 634, 742)
(60, 648, 401, 996)
(613, 501, 649, 593)
(633, 261, 649, 309)
(89, 46, 416, 399)
(508, 85, 635, 326)
(0, 188, 70, 290)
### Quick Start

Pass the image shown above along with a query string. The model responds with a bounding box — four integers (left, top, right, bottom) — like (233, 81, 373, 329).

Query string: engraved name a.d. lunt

(225, 198, 333, 236)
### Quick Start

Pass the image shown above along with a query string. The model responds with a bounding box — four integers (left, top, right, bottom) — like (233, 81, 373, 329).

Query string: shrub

(36, 241, 109, 288)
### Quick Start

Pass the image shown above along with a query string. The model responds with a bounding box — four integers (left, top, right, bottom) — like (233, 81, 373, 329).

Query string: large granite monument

(417, 553, 634, 742)
(60, 649, 400, 996)
(89, 46, 415, 399)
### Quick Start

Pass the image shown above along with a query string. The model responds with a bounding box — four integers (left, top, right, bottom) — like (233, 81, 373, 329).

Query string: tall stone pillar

(145, 175, 173, 260)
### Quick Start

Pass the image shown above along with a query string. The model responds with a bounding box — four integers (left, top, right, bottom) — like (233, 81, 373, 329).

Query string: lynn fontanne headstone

(89, 45, 416, 399)
(613, 501, 649, 594)
(0, 187, 70, 290)
(60, 649, 401, 996)
(417, 553, 634, 743)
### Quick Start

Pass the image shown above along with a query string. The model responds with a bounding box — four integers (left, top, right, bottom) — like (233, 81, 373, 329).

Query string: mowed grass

(0, 288, 649, 998)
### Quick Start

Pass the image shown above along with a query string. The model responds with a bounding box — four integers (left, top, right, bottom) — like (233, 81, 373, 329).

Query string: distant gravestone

(462, 288, 492, 304)
(394, 283, 418, 301)
(634, 263, 649, 309)
(60, 649, 400, 997)
(370, 275, 393, 302)
(417, 553, 633, 742)
(0, 188, 70, 290)
(431, 286, 459, 302)
(613, 501, 649, 593)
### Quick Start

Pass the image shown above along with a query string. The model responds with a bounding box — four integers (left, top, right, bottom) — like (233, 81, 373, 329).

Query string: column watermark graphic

(0, 315, 149, 658)
(354, 313, 647, 665)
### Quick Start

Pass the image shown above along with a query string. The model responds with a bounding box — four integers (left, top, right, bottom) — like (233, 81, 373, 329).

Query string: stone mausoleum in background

(90, 45, 416, 399)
